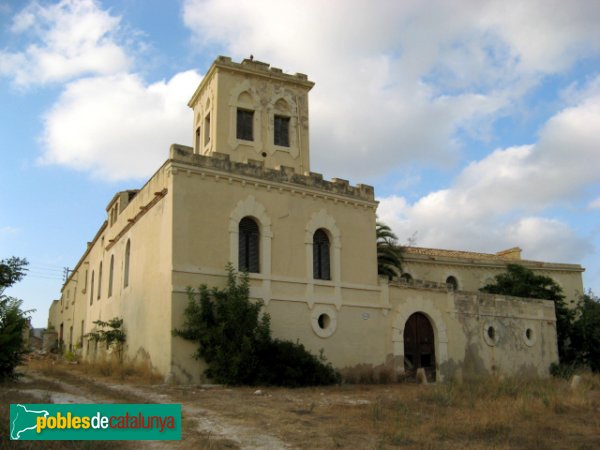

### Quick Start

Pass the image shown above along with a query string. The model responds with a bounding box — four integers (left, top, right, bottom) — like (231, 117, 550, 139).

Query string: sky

(1, 0, 599, 327)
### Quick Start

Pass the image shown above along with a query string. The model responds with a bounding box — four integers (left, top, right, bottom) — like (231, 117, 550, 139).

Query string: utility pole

(63, 267, 72, 283)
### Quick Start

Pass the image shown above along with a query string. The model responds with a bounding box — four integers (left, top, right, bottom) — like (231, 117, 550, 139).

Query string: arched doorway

(403, 312, 436, 380)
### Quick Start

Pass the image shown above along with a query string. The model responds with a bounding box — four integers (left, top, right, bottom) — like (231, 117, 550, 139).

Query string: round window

(311, 305, 337, 338)
(318, 313, 330, 330)
(523, 326, 536, 347)
(482, 321, 499, 346)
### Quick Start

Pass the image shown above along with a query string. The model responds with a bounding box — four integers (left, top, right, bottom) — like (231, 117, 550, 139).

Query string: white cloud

(507, 217, 589, 262)
(0, 226, 20, 236)
(377, 77, 600, 263)
(0, 0, 130, 86)
(589, 198, 600, 209)
(0, 1, 202, 181)
(40, 70, 203, 181)
(182, 0, 600, 179)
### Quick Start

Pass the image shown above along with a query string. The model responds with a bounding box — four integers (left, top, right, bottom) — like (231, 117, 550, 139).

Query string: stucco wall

(168, 150, 382, 382)
(402, 255, 584, 304)
(50, 165, 173, 375)
(388, 283, 559, 380)
(189, 56, 314, 174)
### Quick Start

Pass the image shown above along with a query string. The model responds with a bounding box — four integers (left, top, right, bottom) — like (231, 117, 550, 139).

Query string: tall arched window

(313, 229, 331, 280)
(239, 217, 259, 273)
(89, 271, 95, 305)
(97, 262, 102, 299)
(108, 255, 114, 297)
(124, 239, 131, 288)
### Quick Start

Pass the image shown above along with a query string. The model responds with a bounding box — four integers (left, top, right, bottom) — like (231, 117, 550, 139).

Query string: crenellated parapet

(169, 144, 375, 202)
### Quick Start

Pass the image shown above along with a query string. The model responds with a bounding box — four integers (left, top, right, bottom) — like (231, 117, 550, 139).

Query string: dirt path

(12, 367, 290, 449)
(5, 362, 599, 450)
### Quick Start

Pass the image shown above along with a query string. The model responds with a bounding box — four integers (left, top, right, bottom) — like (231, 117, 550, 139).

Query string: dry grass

(27, 357, 163, 385)
(331, 374, 600, 449)
(341, 365, 398, 384)
(4, 358, 600, 449)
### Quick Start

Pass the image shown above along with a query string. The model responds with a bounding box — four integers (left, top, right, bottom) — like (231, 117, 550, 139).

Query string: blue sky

(1, 0, 599, 327)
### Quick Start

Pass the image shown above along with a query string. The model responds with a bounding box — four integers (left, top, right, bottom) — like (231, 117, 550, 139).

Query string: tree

(0, 257, 32, 379)
(85, 318, 126, 362)
(376, 221, 403, 280)
(480, 264, 574, 362)
(173, 264, 340, 386)
(570, 293, 600, 372)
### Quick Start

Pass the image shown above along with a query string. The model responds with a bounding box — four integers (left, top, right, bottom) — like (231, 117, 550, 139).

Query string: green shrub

(549, 362, 578, 379)
(570, 293, 600, 372)
(173, 264, 340, 386)
(0, 257, 32, 380)
(85, 318, 126, 362)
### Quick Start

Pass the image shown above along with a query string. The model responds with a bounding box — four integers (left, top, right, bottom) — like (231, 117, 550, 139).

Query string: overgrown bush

(569, 293, 600, 372)
(173, 264, 340, 386)
(86, 318, 126, 362)
(0, 257, 32, 380)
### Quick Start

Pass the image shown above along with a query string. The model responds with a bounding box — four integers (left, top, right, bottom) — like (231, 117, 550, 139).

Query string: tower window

(237, 109, 254, 141)
(239, 217, 260, 273)
(195, 126, 200, 152)
(204, 114, 211, 145)
(274, 115, 290, 147)
(313, 229, 331, 280)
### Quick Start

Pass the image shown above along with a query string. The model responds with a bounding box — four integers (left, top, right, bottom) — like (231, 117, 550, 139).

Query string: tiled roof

(402, 246, 584, 271)
(403, 246, 520, 261)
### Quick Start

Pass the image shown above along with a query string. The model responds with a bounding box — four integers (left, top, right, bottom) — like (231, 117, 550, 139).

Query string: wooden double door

(403, 312, 436, 380)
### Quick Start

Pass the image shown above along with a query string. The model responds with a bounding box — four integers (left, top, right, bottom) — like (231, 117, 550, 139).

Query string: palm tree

(376, 221, 403, 280)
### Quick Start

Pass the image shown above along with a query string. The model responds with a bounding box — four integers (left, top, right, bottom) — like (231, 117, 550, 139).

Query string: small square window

(274, 115, 290, 147)
(237, 109, 254, 141)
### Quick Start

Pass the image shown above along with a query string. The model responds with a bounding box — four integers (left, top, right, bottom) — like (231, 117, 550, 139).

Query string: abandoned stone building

(47, 56, 585, 382)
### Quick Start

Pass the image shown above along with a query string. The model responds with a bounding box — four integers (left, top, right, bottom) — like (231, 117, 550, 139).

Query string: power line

(25, 274, 64, 281)
(28, 266, 64, 273)
(27, 261, 66, 271)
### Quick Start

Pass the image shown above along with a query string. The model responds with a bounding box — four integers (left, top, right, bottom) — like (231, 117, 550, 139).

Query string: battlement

(214, 55, 312, 84)
(169, 144, 375, 202)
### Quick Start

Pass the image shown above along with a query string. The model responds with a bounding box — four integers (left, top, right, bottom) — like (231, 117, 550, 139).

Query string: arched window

(124, 239, 131, 288)
(89, 271, 95, 305)
(98, 262, 103, 299)
(239, 217, 260, 273)
(313, 229, 330, 280)
(446, 276, 458, 291)
(108, 255, 114, 297)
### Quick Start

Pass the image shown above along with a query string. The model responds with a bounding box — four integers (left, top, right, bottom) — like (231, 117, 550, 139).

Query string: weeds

(29, 357, 162, 384)
(354, 373, 600, 449)
(78, 359, 162, 383)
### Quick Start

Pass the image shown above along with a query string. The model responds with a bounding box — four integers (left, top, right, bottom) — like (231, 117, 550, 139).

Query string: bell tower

(187, 56, 314, 174)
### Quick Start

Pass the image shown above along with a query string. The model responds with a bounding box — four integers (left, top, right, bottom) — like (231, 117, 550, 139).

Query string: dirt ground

(2, 360, 600, 449)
